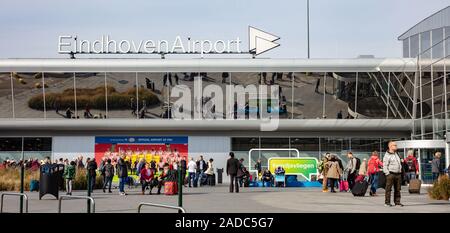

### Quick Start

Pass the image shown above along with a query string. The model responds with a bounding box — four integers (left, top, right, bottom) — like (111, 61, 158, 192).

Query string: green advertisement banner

(268, 157, 318, 181)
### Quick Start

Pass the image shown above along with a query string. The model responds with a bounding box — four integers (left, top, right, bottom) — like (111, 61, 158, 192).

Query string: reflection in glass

(42, 72, 76, 118)
(0, 73, 13, 118)
(13, 72, 44, 118)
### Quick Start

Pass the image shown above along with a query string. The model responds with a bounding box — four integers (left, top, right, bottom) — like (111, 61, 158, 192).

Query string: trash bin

(217, 168, 224, 184)
(39, 164, 60, 200)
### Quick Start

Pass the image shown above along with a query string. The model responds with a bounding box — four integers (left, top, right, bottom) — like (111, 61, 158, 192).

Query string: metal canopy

(0, 58, 418, 73)
(0, 119, 413, 132)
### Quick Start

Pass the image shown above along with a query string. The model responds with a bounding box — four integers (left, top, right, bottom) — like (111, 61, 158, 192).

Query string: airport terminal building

(0, 7, 449, 184)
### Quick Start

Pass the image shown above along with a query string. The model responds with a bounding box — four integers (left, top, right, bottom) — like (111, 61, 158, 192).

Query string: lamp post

(19, 137, 24, 213)
(307, 0, 310, 59)
(178, 167, 183, 213)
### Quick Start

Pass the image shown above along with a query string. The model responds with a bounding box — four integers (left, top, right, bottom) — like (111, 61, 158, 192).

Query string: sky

(0, 0, 449, 59)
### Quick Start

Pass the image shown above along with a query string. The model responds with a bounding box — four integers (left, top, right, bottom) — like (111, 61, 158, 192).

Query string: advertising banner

(94, 136, 188, 165)
(268, 157, 318, 181)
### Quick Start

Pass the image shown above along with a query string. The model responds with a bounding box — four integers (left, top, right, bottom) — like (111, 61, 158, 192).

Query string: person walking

(383, 141, 404, 207)
(117, 154, 128, 195)
(63, 161, 76, 195)
(326, 155, 342, 193)
(367, 151, 383, 196)
(404, 150, 419, 183)
(102, 159, 114, 193)
(431, 152, 442, 182)
(187, 157, 197, 188)
(226, 152, 240, 193)
(345, 152, 358, 190)
(86, 158, 97, 192)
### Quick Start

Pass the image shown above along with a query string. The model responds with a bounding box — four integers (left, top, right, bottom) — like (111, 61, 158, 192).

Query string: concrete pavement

(1, 184, 448, 213)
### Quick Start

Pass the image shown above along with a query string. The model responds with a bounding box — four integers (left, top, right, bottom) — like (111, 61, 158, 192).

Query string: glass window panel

(260, 138, 289, 148)
(73, 72, 106, 119)
(293, 72, 328, 119)
(432, 28, 444, 59)
(410, 34, 420, 58)
(136, 72, 165, 119)
(13, 72, 44, 118)
(106, 72, 138, 118)
(0, 73, 13, 118)
(290, 138, 319, 158)
(230, 72, 260, 120)
(421, 31, 431, 59)
(403, 39, 410, 57)
(445, 27, 450, 57)
(43, 72, 76, 119)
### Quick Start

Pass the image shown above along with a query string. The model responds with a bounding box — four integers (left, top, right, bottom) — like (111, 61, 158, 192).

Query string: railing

(0, 192, 29, 213)
(58, 195, 95, 213)
(137, 202, 186, 213)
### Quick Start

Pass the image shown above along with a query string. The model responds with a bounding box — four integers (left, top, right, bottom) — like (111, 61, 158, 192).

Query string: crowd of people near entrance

(318, 141, 449, 207)
(50, 153, 219, 196)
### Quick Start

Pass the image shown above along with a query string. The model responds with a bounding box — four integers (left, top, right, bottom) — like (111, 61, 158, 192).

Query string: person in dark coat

(117, 154, 128, 195)
(102, 159, 114, 193)
(86, 158, 98, 192)
(226, 152, 240, 193)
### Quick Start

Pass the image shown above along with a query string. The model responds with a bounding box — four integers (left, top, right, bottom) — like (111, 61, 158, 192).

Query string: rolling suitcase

(352, 180, 369, 197)
(408, 179, 422, 194)
(164, 181, 178, 195)
(339, 180, 349, 192)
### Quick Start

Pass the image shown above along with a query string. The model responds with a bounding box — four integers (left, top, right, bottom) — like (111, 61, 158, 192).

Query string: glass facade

(0, 71, 426, 120)
(0, 137, 52, 162)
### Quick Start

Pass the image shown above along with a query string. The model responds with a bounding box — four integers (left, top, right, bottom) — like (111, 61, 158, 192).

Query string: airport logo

(248, 26, 280, 55)
(58, 26, 280, 57)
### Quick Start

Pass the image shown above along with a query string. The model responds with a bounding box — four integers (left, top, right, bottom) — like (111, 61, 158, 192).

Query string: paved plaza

(1, 184, 448, 213)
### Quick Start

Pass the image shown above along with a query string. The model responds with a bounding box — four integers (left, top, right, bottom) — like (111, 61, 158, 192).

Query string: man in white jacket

(383, 141, 404, 207)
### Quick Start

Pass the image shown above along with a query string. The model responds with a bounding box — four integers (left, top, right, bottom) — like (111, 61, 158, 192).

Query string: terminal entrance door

(395, 140, 447, 184)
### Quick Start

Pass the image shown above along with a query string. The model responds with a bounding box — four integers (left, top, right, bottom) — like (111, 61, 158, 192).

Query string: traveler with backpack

(345, 152, 360, 190)
(431, 152, 442, 182)
(404, 150, 419, 183)
(63, 161, 76, 195)
(102, 159, 114, 193)
(367, 151, 383, 196)
(383, 141, 404, 207)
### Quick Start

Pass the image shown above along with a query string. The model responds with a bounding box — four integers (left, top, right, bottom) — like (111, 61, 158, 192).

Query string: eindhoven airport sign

(58, 26, 280, 57)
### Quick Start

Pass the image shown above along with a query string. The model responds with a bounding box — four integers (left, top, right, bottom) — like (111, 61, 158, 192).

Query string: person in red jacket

(367, 151, 383, 196)
(140, 163, 155, 195)
(404, 150, 419, 183)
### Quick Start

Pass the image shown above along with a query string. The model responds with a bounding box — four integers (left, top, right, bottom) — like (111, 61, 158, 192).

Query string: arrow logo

(249, 26, 280, 56)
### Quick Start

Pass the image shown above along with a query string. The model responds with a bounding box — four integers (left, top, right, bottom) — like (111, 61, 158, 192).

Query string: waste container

(39, 163, 61, 200)
(217, 168, 224, 184)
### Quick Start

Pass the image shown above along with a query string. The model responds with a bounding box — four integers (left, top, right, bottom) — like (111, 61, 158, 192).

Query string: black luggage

(377, 171, 386, 189)
(352, 180, 369, 197)
(209, 174, 216, 186)
(408, 179, 422, 194)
